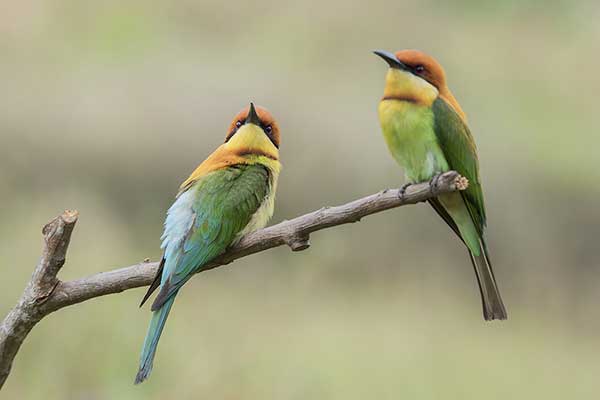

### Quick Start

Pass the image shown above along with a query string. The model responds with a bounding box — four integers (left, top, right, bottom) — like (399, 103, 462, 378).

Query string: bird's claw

(398, 182, 411, 201)
(429, 173, 443, 194)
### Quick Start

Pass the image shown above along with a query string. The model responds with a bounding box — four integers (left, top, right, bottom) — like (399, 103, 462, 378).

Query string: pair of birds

(134, 49, 508, 384)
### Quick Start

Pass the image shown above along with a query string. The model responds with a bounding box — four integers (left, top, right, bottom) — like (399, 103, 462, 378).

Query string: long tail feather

(433, 193, 507, 321)
(469, 242, 507, 321)
(134, 294, 177, 384)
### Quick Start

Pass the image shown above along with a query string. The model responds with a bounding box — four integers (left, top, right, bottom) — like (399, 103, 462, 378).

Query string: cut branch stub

(30, 210, 79, 302)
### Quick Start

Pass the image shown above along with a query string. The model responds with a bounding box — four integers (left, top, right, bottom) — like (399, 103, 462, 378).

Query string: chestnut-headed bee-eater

(373, 49, 507, 321)
(135, 103, 281, 383)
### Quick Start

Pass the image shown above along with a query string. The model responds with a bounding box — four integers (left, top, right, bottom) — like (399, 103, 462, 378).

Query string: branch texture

(0, 171, 466, 389)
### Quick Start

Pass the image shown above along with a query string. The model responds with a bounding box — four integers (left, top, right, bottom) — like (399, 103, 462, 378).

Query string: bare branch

(0, 171, 466, 389)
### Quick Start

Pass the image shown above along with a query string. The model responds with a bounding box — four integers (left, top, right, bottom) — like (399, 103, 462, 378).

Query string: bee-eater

(373, 49, 507, 321)
(135, 103, 281, 383)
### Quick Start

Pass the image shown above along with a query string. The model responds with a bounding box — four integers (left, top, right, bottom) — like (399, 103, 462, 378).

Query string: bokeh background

(1, 1, 599, 398)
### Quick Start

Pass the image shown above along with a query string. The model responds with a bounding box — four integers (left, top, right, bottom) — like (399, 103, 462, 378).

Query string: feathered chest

(234, 168, 278, 242)
(378, 99, 448, 182)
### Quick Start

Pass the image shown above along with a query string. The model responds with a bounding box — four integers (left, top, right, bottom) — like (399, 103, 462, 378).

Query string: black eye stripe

(263, 125, 278, 148)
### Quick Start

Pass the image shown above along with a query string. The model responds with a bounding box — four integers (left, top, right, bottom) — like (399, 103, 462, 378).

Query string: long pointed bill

(245, 102, 261, 126)
(373, 50, 408, 71)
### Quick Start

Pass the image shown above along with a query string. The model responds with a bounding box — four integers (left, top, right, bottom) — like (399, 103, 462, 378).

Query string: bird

(135, 103, 282, 383)
(373, 49, 507, 321)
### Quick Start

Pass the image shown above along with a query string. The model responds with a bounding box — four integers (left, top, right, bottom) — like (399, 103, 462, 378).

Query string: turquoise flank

(378, 100, 449, 183)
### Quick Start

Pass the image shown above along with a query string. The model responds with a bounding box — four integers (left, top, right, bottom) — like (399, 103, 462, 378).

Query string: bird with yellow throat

(135, 103, 282, 383)
(374, 49, 507, 321)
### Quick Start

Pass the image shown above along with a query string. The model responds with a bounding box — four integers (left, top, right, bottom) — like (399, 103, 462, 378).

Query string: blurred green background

(1, 0, 599, 398)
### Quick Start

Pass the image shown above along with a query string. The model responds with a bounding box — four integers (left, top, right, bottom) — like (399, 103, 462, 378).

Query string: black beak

(245, 102, 261, 126)
(373, 50, 407, 71)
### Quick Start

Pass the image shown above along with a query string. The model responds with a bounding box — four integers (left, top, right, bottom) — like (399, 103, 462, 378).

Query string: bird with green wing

(373, 49, 507, 321)
(135, 103, 282, 383)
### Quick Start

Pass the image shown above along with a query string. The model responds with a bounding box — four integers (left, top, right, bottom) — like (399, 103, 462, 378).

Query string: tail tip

(134, 365, 152, 385)
(483, 307, 508, 321)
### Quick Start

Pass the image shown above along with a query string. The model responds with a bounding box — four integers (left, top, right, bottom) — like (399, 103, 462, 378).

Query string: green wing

(432, 97, 486, 234)
(150, 164, 270, 310)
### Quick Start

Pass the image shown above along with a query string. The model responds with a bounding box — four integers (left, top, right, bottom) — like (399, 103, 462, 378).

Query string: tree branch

(0, 171, 467, 389)
(0, 210, 79, 388)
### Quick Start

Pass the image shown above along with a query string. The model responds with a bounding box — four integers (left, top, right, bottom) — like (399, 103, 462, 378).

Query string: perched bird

(373, 49, 507, 321)
(135, 103, 281, 383)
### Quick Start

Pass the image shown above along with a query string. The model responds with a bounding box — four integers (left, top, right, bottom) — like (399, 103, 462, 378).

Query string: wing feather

(150, 164, 270, 310)
(432, 97, 487, 234)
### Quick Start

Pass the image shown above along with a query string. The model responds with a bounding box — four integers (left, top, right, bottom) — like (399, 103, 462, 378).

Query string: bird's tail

(469, 241, 507, 321)
(134, 294, 177, 384)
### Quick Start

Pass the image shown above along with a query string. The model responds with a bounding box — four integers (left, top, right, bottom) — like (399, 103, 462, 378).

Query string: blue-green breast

(378, 99, 449, 183)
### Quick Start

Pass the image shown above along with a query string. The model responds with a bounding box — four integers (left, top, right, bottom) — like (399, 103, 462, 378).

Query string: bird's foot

(398, 182, 412, 201)
(429, 173, 443, 195)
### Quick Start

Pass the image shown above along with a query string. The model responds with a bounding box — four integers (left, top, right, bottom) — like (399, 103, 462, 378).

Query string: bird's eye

(265, 125, 272, 134)
(414, 65, 425, 74)
(235, 121, 243, 128)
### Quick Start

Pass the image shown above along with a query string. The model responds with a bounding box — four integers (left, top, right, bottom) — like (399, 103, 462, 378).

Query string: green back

(155, 163, 270, 307)
(432, 97, 487, 234)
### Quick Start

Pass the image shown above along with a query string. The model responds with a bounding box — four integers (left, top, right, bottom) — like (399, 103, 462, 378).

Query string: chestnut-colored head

(394, 50, 446, 90)
(225, 103, 280, 149)
(373, 49, 466, 120)
(178, 103, 281, 192)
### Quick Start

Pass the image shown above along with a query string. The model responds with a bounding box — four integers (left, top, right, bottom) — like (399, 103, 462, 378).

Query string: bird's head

(374, 49, 445, 104)
(224, 103, 280, 160)
(373, 49, 465, 119)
